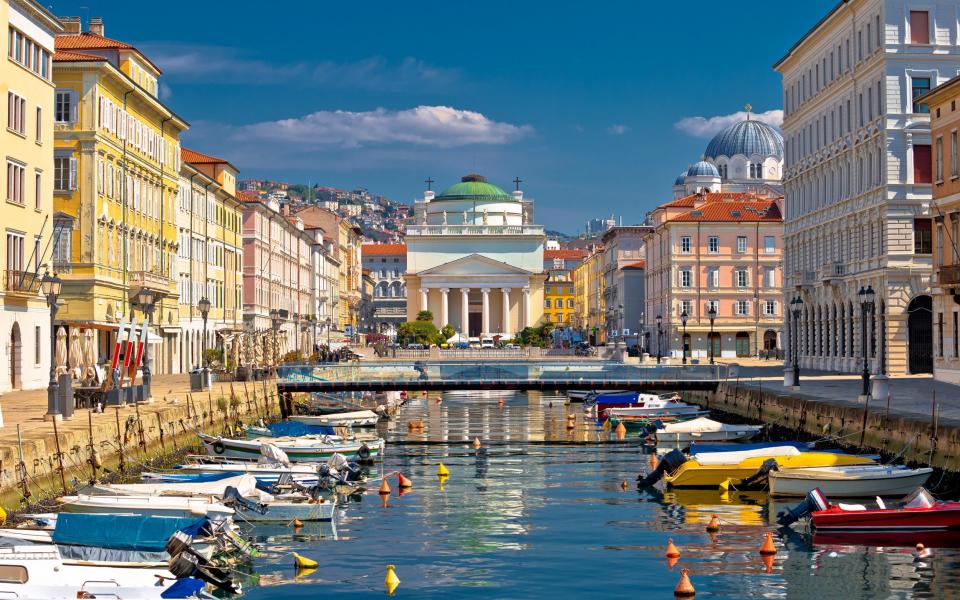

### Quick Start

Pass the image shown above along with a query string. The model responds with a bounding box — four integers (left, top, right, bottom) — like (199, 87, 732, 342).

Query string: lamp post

(198, 296, 210, 369)
(707, 305, 717, 365)
(326, 316, 332, 352)
(858, 285, 876, 397)
(42, 272, 62, 419)
(656, 314, 663, 364)
(680, 310, 689, 365)
(136, 287, 157, 394)
(790, 296, 803, 386)
(617, 304, 624, 345)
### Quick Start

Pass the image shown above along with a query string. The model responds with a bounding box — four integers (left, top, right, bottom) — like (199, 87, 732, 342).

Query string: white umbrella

(68, 328, 82, 378)
(55, 326, 68, 375)
(82, 329, 97, 382)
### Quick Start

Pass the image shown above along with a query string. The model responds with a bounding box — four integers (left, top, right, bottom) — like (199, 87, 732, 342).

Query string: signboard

(344, 324, 354, 336)
(622, 328, 631, 336)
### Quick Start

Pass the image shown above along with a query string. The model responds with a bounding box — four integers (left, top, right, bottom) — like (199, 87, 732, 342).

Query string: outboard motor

(776, 488, 830, 527)
(637, 449, 687, 487)
(166, 531, 240, 594)
(736, 459, 779, 490)
(222, 486, 268, 515)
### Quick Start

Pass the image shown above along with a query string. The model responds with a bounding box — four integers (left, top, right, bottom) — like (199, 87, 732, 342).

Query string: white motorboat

(59, 493, 235, 519)
(604, 398, 702, 419)
(290, 410, 380, 427)
(150, 461, 320, 483)
(199, 431, 385, 462)
(654, 417, 763, 443)
(768, 464, 934, 498)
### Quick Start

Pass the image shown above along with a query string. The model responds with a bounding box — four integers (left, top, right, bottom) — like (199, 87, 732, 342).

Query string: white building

(405, 174, 546, 337)
(775, 0, 960, 384)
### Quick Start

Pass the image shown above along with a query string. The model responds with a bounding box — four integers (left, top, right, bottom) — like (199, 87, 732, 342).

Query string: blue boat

(688, 441, 812, 454)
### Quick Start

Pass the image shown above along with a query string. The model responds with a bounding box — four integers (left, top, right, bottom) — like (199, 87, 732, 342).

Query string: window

(706, 299, 719, 315)
(679, 268, 692, 287)
(764, 300, 777, 316)
(735, 269, 748, 287)
(681, 300, 693, 317)
(914, 218, 932, 255)
(910, 10, 930, 44)
(34, 172, 40, 210)
(765, 268, 776, 288)
(936, 137, 944, 181)
(937, 222, 945, 265)
(34, 325, 41, 365)
(735, 300, 749, 316)
(680, 236, 691, 253)
(6, 232, 23, 273)
(938, 312, 944, 357)
(764, 235, 776, 254)
(708, 236, 719, 253)
(567, 299, 574, 308)
(34, 106, 41, 143)
(914, 144, 932, 183)
(544, 299, 552, 308)
(912, 78, 931, 113)
(54, 90, 74, 123)
(7, 92, 25, 135)
(708, 267, 719, 288)
(736, 236, 747, 253)
(53, 156, 76, 191)
(6, 162, 24, 205)
(953, 131, 958, 177)
(954, 312, 958, 358)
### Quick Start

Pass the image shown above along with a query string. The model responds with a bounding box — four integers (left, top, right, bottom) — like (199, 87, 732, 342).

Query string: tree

(416, 310, 434, 322)
(398, 319, 440, 346)
(440, 324, 455, 341)
(516, 321, 555, 348)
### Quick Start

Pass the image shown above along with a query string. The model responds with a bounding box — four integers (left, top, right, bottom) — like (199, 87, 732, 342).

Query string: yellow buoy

(437, 463, 450, 477)
(0, 506, 7, 526)
(438, 474, 449, 491)
(385, 564, 400, 595)
(293, 552, 318, 569)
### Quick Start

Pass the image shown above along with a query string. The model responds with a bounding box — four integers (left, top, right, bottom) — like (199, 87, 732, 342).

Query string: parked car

(480, 337, 495, 349)
(407, 343, 425, 349)
(504, 343, 519, 349)
(468, 337, 481, 349)
(455, 341, 470, 349)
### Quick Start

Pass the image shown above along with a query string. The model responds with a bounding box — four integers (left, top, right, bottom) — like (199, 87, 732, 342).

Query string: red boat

(779, 488, 960, 533)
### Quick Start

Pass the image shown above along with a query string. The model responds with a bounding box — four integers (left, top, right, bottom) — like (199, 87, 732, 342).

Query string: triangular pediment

(420, 253, 533, 276)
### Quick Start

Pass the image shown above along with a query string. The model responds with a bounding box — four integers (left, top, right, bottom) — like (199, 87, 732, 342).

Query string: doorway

(907, 295, 933, 374)
(735, 332, 750, 357)
(10, 323, 21, 390)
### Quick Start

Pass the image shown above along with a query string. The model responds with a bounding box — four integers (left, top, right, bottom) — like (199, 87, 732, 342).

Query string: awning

(147, 332, 164, 344)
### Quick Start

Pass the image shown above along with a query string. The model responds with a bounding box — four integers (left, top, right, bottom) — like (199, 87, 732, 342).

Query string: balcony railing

(940, 264, 960, 286)
(128, 270, 171, 294)
(406, 224, 545, 236)
(5, 270, 42, 296)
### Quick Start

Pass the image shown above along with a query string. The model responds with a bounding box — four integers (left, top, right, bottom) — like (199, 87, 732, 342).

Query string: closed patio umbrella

(82, 329, 97, 382)
(55, 326, 68, 375)
(68, 328, 82, 378)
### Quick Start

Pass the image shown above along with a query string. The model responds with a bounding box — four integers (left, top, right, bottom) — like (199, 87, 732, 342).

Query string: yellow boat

(663, 451, 875, 489)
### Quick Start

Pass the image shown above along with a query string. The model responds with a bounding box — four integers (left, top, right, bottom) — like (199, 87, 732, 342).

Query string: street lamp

(707, 305, 717, 365)
(680, 310, 689, 365)
(858, 285, 876, 397)
(326, 316, 332, 351)
(790, 296, 803, 386)
(656, 314, 663, 364)
(42, 272, 62, 417)
(198, 296, 211, 368)
(136, 287, 157, 393)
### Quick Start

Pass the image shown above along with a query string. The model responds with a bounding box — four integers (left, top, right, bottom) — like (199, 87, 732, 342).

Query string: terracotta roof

(236, 190, 261, 203)
(622, 260, 646, 270)
(362, 243, 406, 256)
(659, 191, 771, 209)
(544, 249, 587, 260)
(53, 49, 105, 62)
(182, 147, 229, 166)
(669, 200, 782, 223)
(55, 33, 162, 73)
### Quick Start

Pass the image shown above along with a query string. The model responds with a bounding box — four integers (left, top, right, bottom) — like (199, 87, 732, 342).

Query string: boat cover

(689, 441, 810, 454)
(588, 391, 637, 406)
(266, 421, 335, 437)
(52, 513, 207, 551)
(261, 443, 291, 466)
(161, 578, 207, 599)
(658, 417, 761, 434)
(99, 474, 259, 497)
(56, 544, 169, 563)
(693, 446, 802, 465)
(145, 471, 238, 483)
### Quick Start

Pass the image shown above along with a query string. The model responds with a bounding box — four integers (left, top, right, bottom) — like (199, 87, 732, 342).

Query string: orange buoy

(759, 531, 777, 555)
(398, 473, 413, 488)
(378, 480, 391, 495)
(706, 515, 720, 533)
(674, 569, 695, 598)
(620, 479, 628, 491)
(614, 421, 627, 436)
(665, 538, 681, 559)
(649, 453, 659, 470)
(667, 554, 679, 570)
(760, 553, 774, 574)
(380, 493, 389, 508)
(473, 437, 482, 449)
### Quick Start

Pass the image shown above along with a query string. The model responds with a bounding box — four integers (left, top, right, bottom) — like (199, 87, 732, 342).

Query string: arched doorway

(763, 330, 778, 351)
(735, 332, 750, 357)
(907, 295, 933, 374)
(10, 323, 21, 391)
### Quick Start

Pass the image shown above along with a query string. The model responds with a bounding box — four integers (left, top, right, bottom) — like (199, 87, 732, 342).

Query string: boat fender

(776, 488, 830, 527)
(637, 448, 686, 487)
(357, 444, 371, 460)
(212, 440, 226, 455)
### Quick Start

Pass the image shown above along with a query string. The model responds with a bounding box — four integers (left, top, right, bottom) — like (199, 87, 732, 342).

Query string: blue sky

(54, 0, 836, 232)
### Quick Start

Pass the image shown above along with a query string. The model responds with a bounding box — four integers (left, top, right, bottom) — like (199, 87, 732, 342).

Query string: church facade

(405, 174, 546, 338)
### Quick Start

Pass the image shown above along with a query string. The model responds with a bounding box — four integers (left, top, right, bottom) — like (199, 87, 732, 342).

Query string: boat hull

(664, 453, 875, 488)
(812, 503, 960, 531)
(655, 428, 760, 443)
(291, 411, 379, 427)
(236, 500, 335, 522)
(199, 433, 384, 463)
(769, 467, 933, 498)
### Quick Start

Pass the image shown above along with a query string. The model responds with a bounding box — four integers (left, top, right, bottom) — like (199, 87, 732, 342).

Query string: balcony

(940, 264, 960, 286)
(5, 270, 42, 297)
(822, 262, 845, 284)
(406, 224, 545, 236)
(128, 270, 171, 295)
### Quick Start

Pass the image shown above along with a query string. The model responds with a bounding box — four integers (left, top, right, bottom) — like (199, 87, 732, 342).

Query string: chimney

(60, 16, 81, 34)
(88, 17, 104, 36)
(281, 204, 290, 216)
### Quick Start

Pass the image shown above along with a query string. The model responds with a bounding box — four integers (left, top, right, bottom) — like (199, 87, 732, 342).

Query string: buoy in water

(438, 474, 448, 491)
(615, 421, 627, 439)
(620, 480, 628, 491)
(706, 515, 720, 533)
(381, 493, 389, 508)
(666, 538, 681, 558)
(759, 531, 777, 555)
(398, 473, 413, 488)
(498, 398, 504, 408)
(566, 414, 576, 429)
(379, 480, 391, 495)
(649, 453, 659, 470)
(473, 437, 482, 449)
(292, 552, 318, 569)
(291, 518, 304, 528)
(0, 506, 7, 526)
(437, 463, 450, 477)
(760, 552, 774, 573)
(385, 564, 400, 595)
(674, 569, 695, 598)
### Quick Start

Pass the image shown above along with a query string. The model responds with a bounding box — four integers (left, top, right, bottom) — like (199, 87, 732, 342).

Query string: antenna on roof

(745, 103, 753, 120)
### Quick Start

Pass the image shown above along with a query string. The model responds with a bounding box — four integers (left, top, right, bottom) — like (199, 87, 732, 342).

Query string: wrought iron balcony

(4, 270, 42, 296)
(940, 264, 960, 286)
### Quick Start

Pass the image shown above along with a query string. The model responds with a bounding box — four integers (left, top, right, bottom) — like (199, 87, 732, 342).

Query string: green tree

(416, 310, 434, 322)
(398, 319, 440, 346)
(516, 321, 555, 348)
(440, 324, 455, 341)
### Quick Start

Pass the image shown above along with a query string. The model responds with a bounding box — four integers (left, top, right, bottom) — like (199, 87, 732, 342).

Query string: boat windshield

(902, 487, 935, 509)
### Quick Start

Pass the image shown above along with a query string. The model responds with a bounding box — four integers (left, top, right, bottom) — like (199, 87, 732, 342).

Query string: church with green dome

(405, 174, 546, 338)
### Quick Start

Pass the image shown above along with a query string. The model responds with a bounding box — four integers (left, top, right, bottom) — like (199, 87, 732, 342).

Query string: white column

(460, 288, 470, 333)
(440, 288, 450, 327)
(481, 288, 490, 335)
(501, 288, 511, 334)
(419, 288, 428, 313)
(522, 287, 531, 328)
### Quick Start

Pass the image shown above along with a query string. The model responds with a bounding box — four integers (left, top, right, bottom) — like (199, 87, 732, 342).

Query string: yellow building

(542, 249, 586, 327)
(1, 0, 61, 391)
(572, 246, 605, 344)
(52, 17, 187, 369)
(175, 148, 244, 372)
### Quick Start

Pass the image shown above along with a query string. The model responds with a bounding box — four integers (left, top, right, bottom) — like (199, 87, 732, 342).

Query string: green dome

(435, 174, 514, 201)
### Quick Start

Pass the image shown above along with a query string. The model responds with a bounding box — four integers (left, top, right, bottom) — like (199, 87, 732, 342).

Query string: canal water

(239, 391, 960, 599)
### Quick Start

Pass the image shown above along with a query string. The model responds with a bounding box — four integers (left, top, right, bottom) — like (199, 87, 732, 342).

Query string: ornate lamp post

(680, 310, 689, 365)
(326, 316, 332, 351)
(656, 314, 663, 364)
(790, 296, 803, 386)
(42, 272, 62, 418)
(707, 305, 717, 365)
(198, 296, 211, 368)
(136, 287, 157, 393)
(858, 285, 876, 397)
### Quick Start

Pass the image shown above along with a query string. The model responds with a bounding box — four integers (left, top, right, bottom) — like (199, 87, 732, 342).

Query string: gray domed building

(674, 111, 784, 198)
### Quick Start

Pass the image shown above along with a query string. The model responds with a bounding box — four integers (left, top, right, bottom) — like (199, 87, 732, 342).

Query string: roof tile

(362, 243, 406, 256)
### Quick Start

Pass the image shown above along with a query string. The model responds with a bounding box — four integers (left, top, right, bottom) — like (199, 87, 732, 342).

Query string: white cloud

(231, 105, 533, 148)
(606, 124, 630, 135)
(674, 109, 783, 138)
(141, 43, 459, 91)
(159, 82, 173, 100)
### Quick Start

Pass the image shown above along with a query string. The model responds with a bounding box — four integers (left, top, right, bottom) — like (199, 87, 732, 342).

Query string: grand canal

(240, 391, 960, 599)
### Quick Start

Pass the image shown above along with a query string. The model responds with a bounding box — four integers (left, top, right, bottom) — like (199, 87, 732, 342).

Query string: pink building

(644, 191, 784, 360)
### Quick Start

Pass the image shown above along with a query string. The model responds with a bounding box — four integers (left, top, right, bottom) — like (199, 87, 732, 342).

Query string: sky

(52, 0, 838, 233)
